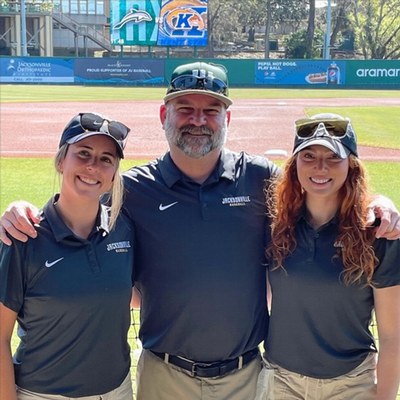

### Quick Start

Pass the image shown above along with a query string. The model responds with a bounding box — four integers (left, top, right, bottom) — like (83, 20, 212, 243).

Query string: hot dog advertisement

(255, 60, 346, 85)
(305, 72, 327, 84)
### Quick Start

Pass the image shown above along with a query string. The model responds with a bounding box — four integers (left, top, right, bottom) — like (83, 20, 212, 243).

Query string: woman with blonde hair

(0, 112, 135, 400)
(256, 114, 400, 400)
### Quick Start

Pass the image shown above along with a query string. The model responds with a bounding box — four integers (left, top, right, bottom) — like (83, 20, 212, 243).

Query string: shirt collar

(159, 149, 236, 188)
(297, 206, 341, 230)
(42, 194, 110, 242)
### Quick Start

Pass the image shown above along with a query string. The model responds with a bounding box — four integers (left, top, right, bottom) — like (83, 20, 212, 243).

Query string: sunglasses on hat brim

(169, 75, 228, 96)
(62, 113, 130, 157)
(79, 113, 130, 141)
(293, 116, 358, 158)
(295, 118, 350, 139)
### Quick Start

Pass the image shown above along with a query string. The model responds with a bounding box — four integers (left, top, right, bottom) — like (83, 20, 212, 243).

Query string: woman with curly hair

(255, 114, 400, 400)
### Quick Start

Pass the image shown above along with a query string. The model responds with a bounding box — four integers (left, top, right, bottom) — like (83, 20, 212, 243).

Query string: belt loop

(164, 353, 170, 364)
(238, 355, 243, 370)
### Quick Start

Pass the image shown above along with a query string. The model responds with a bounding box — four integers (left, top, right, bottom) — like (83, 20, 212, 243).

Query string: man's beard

(164, 119, 228, 159)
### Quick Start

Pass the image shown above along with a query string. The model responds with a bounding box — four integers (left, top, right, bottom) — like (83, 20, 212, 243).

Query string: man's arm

(367, 195, 400, 240)
(0, 201, 40, 246)
(1, 195, 400, 244)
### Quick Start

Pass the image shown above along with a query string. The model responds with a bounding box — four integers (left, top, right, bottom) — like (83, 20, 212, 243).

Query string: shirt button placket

(307, 235, 317, 260)
(86, 243, 100, 275)
(199, 188, 210, 221)
(309, 233, 320, 259)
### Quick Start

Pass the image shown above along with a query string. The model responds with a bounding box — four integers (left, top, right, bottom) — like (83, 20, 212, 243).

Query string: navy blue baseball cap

(59, 112, 130, 158)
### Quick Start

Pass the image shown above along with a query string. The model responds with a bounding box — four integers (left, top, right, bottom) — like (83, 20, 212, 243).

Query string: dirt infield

(1, 97, 400, 161)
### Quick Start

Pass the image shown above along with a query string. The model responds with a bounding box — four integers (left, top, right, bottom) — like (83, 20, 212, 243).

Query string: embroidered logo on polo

(107, 241, 131, 253)
(222, 196, 251, 207)
(159, 201, 178, 211)
(45, 257, 64, 268)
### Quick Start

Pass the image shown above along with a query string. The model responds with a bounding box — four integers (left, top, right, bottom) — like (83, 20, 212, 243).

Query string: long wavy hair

(265, 153, 378, 286)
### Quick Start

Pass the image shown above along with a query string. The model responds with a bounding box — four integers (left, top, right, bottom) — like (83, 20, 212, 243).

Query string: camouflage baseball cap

(164, 62, 233, 107)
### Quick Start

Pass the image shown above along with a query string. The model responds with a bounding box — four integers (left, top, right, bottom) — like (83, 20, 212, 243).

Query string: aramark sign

(346, 60, 400, 85)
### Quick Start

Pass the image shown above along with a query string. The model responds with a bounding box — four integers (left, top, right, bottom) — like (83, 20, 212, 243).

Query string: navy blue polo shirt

(265, 213, 400, 378)
(0, 196, 134, 397)
(122, 149, 280, 362)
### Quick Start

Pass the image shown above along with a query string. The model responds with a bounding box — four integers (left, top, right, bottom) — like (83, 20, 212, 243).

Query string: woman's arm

(374, 285, 400, 400)
(0, 302, 18, 400)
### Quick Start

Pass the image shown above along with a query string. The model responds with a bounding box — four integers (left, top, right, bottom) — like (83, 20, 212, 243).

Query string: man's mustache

(179, 125, 214, 136)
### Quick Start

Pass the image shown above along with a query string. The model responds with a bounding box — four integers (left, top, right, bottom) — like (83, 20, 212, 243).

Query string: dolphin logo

(113, 9, 152, 30)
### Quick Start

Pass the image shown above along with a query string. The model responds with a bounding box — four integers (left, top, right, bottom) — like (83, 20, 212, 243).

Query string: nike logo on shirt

(159, 202, 178, 211)
(45, 257, 64, 268)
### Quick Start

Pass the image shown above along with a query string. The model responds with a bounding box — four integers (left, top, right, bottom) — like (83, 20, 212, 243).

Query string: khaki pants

(16, 372, 133, 400)
(254, 353, 377, 400)
(136, 348, 262, 400)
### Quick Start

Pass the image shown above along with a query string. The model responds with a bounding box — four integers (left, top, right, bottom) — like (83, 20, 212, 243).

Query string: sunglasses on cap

(295, 118, 350, 138)
(294, 115, 358, 157)
(61, 112, 130, 158)
(79, 113, 130, 141)
(169, 74, 229, 96)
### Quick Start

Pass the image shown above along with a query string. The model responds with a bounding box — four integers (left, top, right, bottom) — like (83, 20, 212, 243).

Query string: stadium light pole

(21, 0, 28, 56)
(323, 0, 332, 59)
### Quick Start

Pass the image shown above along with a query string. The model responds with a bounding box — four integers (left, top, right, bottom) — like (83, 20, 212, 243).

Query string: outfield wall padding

(1, 57, 399, 89)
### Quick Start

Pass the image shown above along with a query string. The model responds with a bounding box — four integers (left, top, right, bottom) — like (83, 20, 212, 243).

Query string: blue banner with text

(0, 57, 74, 83)
(255, 60, 346, 86)
(74, 58, 164, 83)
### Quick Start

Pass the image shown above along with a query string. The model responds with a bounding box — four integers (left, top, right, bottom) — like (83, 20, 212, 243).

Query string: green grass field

(1, 84, 400, 103)
(2, 86, 400, 397)
(1, 158, 399, 213)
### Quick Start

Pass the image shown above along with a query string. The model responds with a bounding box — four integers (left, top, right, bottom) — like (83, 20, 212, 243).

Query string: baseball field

(1, 85, 400, 211)
(1, 85, 400, 397)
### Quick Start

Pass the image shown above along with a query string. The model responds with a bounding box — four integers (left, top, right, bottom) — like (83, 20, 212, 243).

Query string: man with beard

(124, 62, 280, 399)
(1, 62, 400, 400)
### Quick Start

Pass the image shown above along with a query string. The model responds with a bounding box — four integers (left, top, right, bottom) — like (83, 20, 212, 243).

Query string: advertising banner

(110, 0, 207, 47)
(110, 0, 160, 46)
(345, 60, 400, 86)
(157, 0, 207, 46)
(74, 58, 164, 84)
(0, 57, 74, 83)
(255, 60, 346, 86)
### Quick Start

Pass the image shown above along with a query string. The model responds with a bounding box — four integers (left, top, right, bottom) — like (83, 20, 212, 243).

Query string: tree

(264, 0, 308, 58)
(208, 0, 308, 57)
(305, 0, 316, 58)
(351, 0, 400, 59)
(284, 28, 323, 58)
(207, 0, 242, 57)
(328, 0, 353, 50)
(1, 0, 55, 11)
(309, 0, 354, 57)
